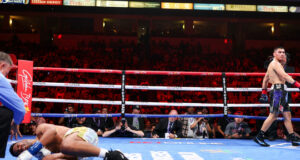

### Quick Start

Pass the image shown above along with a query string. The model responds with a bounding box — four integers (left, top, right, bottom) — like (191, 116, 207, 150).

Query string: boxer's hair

(0, 51, 13, 65)
(9, 142, 18, 157)
(273, 46, 285, 52)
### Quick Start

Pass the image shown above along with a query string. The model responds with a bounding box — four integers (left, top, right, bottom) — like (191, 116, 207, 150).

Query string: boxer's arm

(17, 124, 55, 160)
(42, 153, 77, 160)
(42, 153, 76, 160)
(259, 73, 269, 103)
(262, 72, 269, 90)
(272, 62, 295, 84)
(35, 124, 58, 146)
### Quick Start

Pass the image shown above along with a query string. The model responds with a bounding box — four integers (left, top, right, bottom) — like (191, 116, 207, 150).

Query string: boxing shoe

(254, 131, 270, 147)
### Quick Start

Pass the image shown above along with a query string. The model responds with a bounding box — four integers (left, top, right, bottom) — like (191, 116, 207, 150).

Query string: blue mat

(5, 136, 300, 160)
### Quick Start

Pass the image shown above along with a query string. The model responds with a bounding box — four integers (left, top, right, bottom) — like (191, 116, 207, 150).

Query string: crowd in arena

(1, 37, 299, 141)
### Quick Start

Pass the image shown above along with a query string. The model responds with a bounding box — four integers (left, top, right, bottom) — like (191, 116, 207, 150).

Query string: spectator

(180, 107, 195, 138)
(144, 120, 156, 138)
(152, 110, 183, 139)
(102, 119, 144, 137)
(25, 105, 47, 136)
(126, 105, 144, 131)
(190, 110, 212, 138)
(201, 107, 215, 138)
(31, 105, 46, 126)
(58, 104, 76, 127)
(216, 108, 234, 138)
(28, 121, 37, 135)
(71, 111, 93, 128)
(90, 108, 104, 136)
(225, 111, 251, 139)
(101, 107, 114, 130)
(10, 123, 23, 140)
(277, 122, 300, 141)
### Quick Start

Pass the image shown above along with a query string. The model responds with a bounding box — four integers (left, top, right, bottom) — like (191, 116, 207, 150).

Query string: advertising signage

(129, 1, 160, 8)
(63, 0, 95, 6)
(96, 0, 128, 7)
(161, 2, 193, 10)
(194, 3, 225, 11)
(226, 4, 256, 12)
(31, 0, 62, 5)
(0, 0, 28, 4)
(257, 5, 288, 12)
(289, 6, 300, 13)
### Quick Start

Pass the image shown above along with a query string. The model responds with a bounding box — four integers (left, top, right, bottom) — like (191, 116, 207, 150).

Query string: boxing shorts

(64, 127, 98, 160)
(269, 84, 290, 113)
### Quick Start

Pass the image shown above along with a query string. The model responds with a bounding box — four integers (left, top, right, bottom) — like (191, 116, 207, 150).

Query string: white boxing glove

(17, 150, 33, 160)
(35, 147, 51, 160)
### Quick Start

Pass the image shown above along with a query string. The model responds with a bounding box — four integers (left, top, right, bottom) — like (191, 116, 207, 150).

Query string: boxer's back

(36, 123, 70, 153)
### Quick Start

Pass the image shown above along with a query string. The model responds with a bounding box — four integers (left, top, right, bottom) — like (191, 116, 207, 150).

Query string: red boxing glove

(262, 89, 267, 95)
(293, 81, 300, 88)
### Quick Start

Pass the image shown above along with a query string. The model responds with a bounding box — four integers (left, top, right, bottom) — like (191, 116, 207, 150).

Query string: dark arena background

(1, 0, 300, 159)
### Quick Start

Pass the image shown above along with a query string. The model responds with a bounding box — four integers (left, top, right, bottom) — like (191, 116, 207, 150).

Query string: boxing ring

(7, 136, 300, 160)
(6, 65, 300, 160)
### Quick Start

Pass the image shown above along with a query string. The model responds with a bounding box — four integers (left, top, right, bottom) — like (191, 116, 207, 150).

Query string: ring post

(222, 72, 228, 116)
(17, 60, 33, 123)
(121, 70, 126, 124)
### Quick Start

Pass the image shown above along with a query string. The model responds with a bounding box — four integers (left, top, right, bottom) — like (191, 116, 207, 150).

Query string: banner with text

(31, 0, 62, 5)
(17, 60, 33, 124)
